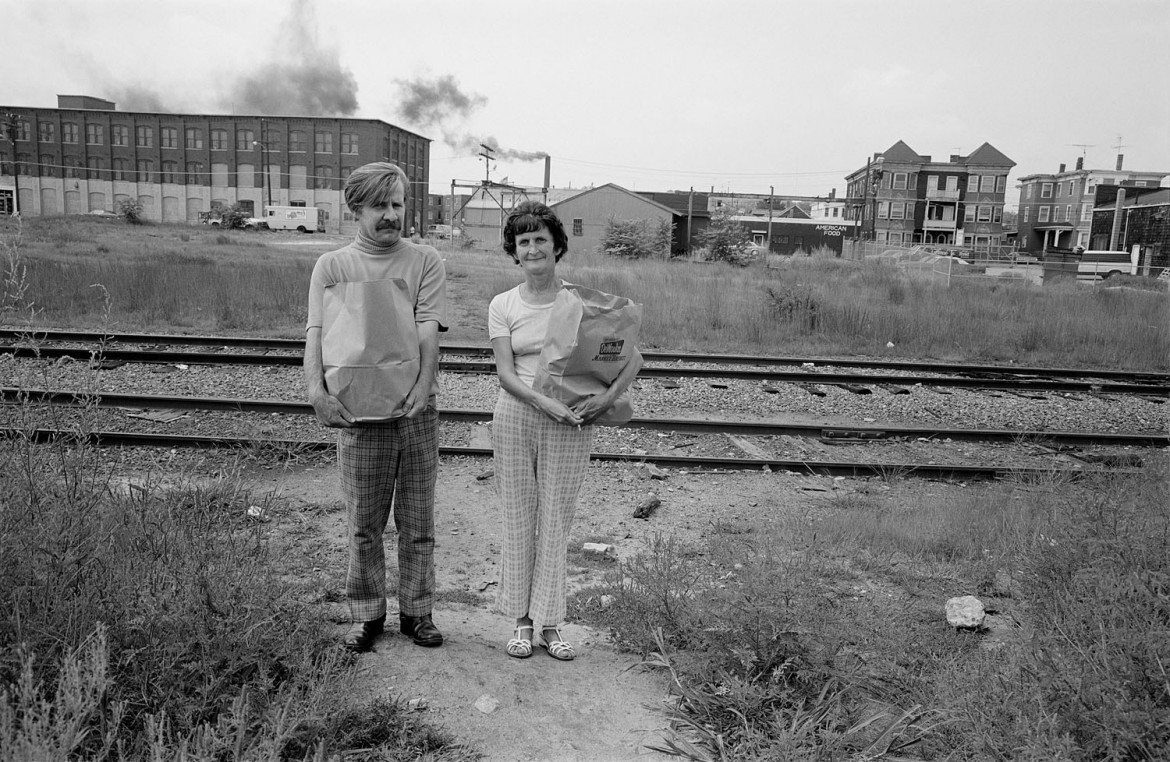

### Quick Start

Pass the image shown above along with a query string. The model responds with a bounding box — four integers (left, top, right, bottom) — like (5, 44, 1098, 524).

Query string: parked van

(1076, 249, 1138, 282)
(264, 206, 325, 233)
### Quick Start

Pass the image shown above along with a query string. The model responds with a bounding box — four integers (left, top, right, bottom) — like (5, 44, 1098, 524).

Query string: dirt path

(259, 460, 679, 761)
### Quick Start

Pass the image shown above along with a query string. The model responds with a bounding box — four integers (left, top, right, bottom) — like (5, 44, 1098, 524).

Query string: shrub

(118, 198, 144, 225)
(216, 204, 250, 230)
(701, 206, 755, 266)
(601, 217, 672, 259)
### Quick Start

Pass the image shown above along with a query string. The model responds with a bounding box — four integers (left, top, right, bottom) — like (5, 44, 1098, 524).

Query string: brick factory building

(0, 95, 430, 235)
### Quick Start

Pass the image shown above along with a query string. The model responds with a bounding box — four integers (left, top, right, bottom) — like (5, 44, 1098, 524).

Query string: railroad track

(4, 330, 1167, 396)
(5, 426, 1140, 482)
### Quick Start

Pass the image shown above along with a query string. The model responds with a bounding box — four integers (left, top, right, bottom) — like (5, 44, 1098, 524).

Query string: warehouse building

(0, 95, 430, 235)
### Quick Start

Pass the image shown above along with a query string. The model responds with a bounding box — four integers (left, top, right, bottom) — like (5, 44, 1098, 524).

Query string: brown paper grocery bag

(532, 284, 642, 425)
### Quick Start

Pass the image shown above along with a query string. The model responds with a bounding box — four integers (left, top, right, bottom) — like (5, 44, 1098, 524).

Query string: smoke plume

(447, 133, 548, 162)
(225, 0, 359, 116)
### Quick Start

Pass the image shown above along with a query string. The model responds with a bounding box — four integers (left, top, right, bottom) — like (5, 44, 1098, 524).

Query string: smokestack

(1116, 154, 1125, 171)
(1109, 188, 1127, 250)
(1059, 163, 1066, 173)
(543, 155, 551, 194)
(1076, 157, 1083, 171)
(829, 188, 836, 200)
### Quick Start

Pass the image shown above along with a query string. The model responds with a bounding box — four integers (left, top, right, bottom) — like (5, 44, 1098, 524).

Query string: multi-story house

(0, 94, 430, 235)
(845, 140, 1014, 252)
(1016, 155, 1168, 253)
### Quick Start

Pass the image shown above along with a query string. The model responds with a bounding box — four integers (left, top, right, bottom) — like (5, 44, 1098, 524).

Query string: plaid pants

(492, 390, 593, 630)
(337, 407, 438, 623)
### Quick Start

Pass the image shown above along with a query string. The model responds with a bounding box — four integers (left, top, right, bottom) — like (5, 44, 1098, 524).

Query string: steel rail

(4, 387, 1168, 447)
(3, 329, 1166, 386)
(4, 427, 1137, 482)
(4, 347, 1166, 396)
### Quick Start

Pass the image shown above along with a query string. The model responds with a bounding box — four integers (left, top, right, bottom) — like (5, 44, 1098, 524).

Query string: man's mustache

(376, 222, 401, 230)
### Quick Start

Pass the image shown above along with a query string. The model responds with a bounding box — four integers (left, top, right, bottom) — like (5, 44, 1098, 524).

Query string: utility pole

(2, 113, 20, 216)
(686, 186, 693, 255)
(479, 143, 495, 185)
(767, 185, 774, 252)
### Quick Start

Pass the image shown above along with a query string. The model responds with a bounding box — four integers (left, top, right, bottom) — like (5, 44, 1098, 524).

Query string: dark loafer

(342, 614, 385, 652)
(399, 613, 443, 647)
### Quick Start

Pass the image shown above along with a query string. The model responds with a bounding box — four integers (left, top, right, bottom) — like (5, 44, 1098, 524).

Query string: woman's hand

(571, 393, 612, 425)
(537, 395, 585, 426)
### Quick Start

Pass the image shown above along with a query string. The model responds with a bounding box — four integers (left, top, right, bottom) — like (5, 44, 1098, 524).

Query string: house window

(978, 206, 991, 223)
(1038, 206, 1050, 222)
(211, 129, 228, 150)
(1040, 182, 1053, 198)
(38, 122, 55, 142)
(980, 176, 995, 193)
(184, 128, 202, 149)
(1069, 181, 1077, 196)
(1056, 182, 1062, 198)
(289, 130, 306, 152)
(831, 208, 839, 217)
(964, 205, 975, 223)
(185, 161, 203, 184)
(993, 207, 1002, 224)
(1065, 205, 1072, 223)
(136, 159, 153, 182)
(315, 132, 333, 153)
(877, 201, 888, 218)
(794, 236, 803, 247)
(136, 125, 153, 147)
(39, 154, 56, 177)
(1081, 203, 1092, 221)
(1023, 206, 1030, 223)
(85, 124, 104, 145)
(967, 175, 979, 193)
(341, 133, 359, 154)
(996, 176, 1006, 193)
(889, 202, 905, 219)
(62, 123, 79, 143)
(236, 129, 254, 151)
(112, 157, 130, 181)
(314, 165, 334, 189)
(86, 156, 105, 179)
(892, 172, 907, 190)
(160, 127, 178, 149)
(111, 125, 129, 146)
(1024, 184, 1032, 200)
(572, 218, 583, 236)
(161, 160, 179, 183)
(778, 235, 789, 244)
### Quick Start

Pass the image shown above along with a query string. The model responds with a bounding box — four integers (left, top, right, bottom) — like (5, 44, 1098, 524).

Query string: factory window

(1038, 206, 1050, 223)
(977, 206, 991, 223)
(341, 133, 359, 154)
(1040, 182, 1053, 198)
(572, 218, 583, 236)
(315, 132, 333, 153)
(236, 129, 254, 151)
(136, 159, 153, 182)
(184, 161, 203, 185)
(161, 160, 179, 184)
(185, 128, 202, 150)
(111, 125, 129, 146)
(39, 154, 56, 177)
(64, 157, 84, 178)
(112, 157, 130, 181)
(314, 165, 334, 189)
(12, 153, 30, 174)
(14, 120, 31, 141)
(38, 122, 55, 142)
(892, 172, 907, 190)
(160, 127, 178, 149)
(86, 156, 105, 179)
(211, 129, 228, 150)
(289, 131, 306, 152)
(86, 124, 104, 145)
(136, 125, 153, 148)
(62, 123, 79, 144)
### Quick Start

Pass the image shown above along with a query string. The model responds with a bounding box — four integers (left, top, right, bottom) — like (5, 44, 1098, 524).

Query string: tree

(118, 198, 144, 225)
(601, 217, 672, 259)
(701, 206, 755, 266)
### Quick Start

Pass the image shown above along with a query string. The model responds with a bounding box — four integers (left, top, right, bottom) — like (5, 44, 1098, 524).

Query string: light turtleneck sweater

(352, 228, 407, 255)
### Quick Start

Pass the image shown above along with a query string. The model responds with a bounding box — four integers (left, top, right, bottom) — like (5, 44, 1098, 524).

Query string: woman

(488, 200, 642, 661)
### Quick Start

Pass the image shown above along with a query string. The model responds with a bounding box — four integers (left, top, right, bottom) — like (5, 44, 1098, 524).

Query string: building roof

(963, 142, 1015, 167)
(1092, 187, 1170, 210)
(636, 190, 711, 217)
(880, 140, 924, 164)
(550, 183, 678, 216)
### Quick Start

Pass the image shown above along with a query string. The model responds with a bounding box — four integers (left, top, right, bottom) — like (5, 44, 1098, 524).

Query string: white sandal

(539, 628, 575, 661)
(506, 625, 534, 659)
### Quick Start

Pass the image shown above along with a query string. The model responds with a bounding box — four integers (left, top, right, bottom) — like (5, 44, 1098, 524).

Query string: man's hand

(310, 391, 355, 428)
(402, 382, 429, 418)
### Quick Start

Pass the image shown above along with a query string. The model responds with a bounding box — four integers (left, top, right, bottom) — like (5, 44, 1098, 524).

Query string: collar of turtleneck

(353, 229, 408, 255)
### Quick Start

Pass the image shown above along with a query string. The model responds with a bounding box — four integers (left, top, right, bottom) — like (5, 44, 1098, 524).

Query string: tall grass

(4, 217, 1167, 370)
(575, 461, 1170, 760)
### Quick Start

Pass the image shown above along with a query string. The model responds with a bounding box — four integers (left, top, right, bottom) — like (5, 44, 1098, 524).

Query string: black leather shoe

(399, 613, 443, 647)
(342, 614, 385, 652)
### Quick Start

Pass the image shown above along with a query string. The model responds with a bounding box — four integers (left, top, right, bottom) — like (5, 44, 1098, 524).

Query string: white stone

(474, 694, 499, 714)
(945, 595, 986, 629)
(583, 542, 615, 556)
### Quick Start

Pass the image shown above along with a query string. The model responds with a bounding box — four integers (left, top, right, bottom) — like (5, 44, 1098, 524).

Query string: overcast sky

(6, 0, 1168, 207)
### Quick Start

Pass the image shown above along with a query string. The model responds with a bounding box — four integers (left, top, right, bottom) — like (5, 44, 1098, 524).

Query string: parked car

(426, 224, 454, 239)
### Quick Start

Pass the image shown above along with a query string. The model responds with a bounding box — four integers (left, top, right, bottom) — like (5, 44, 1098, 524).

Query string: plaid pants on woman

(337, 407, 439, 623)
(492, 391, 594, 630)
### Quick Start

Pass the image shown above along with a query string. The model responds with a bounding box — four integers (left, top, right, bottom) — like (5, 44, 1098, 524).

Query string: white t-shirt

(487, 284, 556, 389)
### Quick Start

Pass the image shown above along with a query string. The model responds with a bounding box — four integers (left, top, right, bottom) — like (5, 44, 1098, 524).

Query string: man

(304, 162, 448, 651)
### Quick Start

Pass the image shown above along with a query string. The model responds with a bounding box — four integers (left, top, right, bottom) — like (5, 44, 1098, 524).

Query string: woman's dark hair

(503, 200, 568, 262)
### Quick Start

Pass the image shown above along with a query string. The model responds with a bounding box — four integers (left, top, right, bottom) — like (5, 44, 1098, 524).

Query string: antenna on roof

(1113, 134, 1129, 154)
(1067, 143, 1094, 160)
